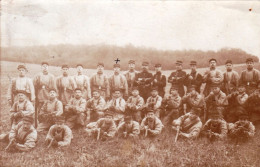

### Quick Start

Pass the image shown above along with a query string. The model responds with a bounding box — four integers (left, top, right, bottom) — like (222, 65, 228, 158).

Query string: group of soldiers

(0, 57, 260, 152)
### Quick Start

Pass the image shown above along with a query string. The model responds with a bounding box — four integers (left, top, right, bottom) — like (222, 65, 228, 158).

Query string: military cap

(49, 88, 57, 93)
(75, 88, 83, 92)
(246, 58, 254, 63)
(97, 62, 104, 67)
(190, 107, 201, 116)
(16, 90, 27, 95)
(104, 111, 114, 117)
(225, 60, 232, 64)
(41, 62, 49, 66)
(55, 116, 65, 123)
(61, 64, 69, 69)
(17, 64, 27, 70)
(128, 60, 135, 64)
(190, 61, 197, 65)
(146, 109, 155, 114)
(142, 61, 149, 66)
(209, 58, 217, 63)
(22, 115, 34, 124)
(151, 86, 158, 91)
(76, 64, 83, 67)
(154, 63, 162, 67)
(176, 60, 183, 65)
(113, 64, 120, 68)
(124, 116, 132, 122)
(132, 87, 139, 91)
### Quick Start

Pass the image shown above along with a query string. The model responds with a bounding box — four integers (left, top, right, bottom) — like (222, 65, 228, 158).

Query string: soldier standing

(10, 90, 35, 126)
(90, 63, 110, 100)
(239, 58, 260, 95)
(202, 59, 223, 96)
(134, 61, 153, 102)
(37, 89, 63, 132)
(168, 60, 186, 97)
(56, 64, 76, 109)
(152, 63, 166, 98)
(184, 61, 203, 94)
(73, 64, 91, 100)
(109, 64, 128, 99)
(124, 60, 138, 96)
(117, 116, 140, 140)
(222, 60, 239, 95)
(64, 88, 87, 129)
(34, 62, 56, 127)
(8, 64, 35, 106)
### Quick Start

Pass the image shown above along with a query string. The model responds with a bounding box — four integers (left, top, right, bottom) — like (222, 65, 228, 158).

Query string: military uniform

(64, 96, 87, 129)
(161, 93, 181, 125)
(181, 91, 204, 115)
(125, 93, 144, 123)
(172, 112, 202, 139)
(222, 60, 239, 95)
(184, 61, 203, 93)
(73, 74, 91, 100)
(152, 64, 166, 98)
(124, 60, 138, 96)
(86, 93, 107, 122)
(10, 98, 35, 126)
(228, 119, 255, 139)
(8, 65, 35, 105)
(134, 62, 153, 101)
(38, 98, 63, 132)
(106, 96, 126, 125)
(168, 61, 187, 97)
(140, 116, 163, 137)
(117, 119, 140, 139)
(145, 94, 162, 118)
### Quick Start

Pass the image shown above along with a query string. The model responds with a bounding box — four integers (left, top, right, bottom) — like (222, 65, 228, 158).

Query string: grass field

(0, 61, 260, 167)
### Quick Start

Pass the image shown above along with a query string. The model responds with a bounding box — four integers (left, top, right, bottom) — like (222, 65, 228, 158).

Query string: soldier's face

(41, 64, 49, 72)
(142, 65, 149, 71)
(155, 67, 161, 72)
(190, 65, 196, 71)
(147, 112, 155, 120)
(18, 93, 26, 102)
(93, 92, 100, 98)
(225, 63, 233, 71)
(151, 90, 158, 96)
(176, 64, 182, 71)
(62, 68, 69, 75)
(77, 66, 83, 73)
(18, 68, 26, 77)
(114, 67, 120, 74)
(75, 90, 82, 98)
(209, 61, 217, 68)
(97, 65, 104, 73)
(189, 89, 196, 95)
(238, 86, 246, 93)
(129, 64, 135, 70)
(189, 113, 197, 120)
(246, 61, 254, 69)
(114, 91, 121, 98)
(125, 121, 132, 128)
(49, 91, 57, 99)
(212, 87, 220, 94)
(105, 115, 113, 123)
(23, 121, 31, 131)
(170, 89, 178, 96)
(132, 90, 139, 96)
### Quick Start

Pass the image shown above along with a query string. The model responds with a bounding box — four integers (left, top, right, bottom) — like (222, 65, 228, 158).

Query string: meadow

(0, 61, 260, 167)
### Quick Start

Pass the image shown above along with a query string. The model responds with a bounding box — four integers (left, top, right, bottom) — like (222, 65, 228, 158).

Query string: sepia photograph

(0, 0, 260, 166)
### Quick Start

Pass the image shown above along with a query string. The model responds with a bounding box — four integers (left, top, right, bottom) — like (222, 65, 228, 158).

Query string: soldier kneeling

(172, 107, 202, 140)
(45, 116, 73, 148)
(0, 116, 37, 152)
(228, 114, 255, 142)
(201, 113, 228, 142)
(117, 116, 140, 140)
(85, 111, 117, 141)
(140, 110, 163, 138)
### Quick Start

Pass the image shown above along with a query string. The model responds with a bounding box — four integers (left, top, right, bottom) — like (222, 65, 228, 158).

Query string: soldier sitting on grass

(38, 89, 63, 132)
(117, 116, 140, 140)
(140, 110, 163, 138)
(64, 88, 87, 129)
(45, 116, 73, 148)
(228, 114, 255, 142)
(145, 87, 162, 118)
(201, 113, 228, 142)
(172, 107, 202, 140)
(85, 111, 117, 141)
(0, 116, 37, 152)
(9, 90, 34, 126)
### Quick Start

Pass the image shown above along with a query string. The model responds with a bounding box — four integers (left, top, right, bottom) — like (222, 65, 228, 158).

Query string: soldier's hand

(209, 92, 214, 96)
(188, 76, 193, 80)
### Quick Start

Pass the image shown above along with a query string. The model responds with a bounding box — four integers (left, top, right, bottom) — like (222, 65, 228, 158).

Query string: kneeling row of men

(0, 106, 255, 152)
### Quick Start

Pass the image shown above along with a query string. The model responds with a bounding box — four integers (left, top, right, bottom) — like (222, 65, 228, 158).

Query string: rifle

(96, 128, 101, 140)
(5, 139, 16, 151)
(175, 126, 180, 142)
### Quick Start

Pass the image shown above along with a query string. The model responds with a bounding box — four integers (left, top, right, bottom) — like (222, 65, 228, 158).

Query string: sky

(1, 0, 260, 58)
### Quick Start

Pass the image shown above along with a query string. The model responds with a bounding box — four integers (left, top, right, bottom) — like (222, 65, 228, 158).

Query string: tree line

(1, 44, 259, 70)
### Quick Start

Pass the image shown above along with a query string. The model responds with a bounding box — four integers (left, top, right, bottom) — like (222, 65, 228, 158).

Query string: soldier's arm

(76, 99, 87, 113)
(58, 126, 73, 147)
(154, 97, 162, 109)
(186, 122, 202, 139)
(213, 70, 224, 83)
(176, 71, 187, 83)
(45, 125, 55, 141)
(9, 123, 18, 141)
(172, 96, 182, 108)
(117, 99, 126, 112)
(150, 119, 163, 135)
(247, 122, 255, 137)
(140, 119, 146, 131)
(16, 130, 37, 152)
(136, 97, 145, 110)
(216, 93, 228, 106)
(55, 101, 63, 116)
(131, 122, 140, 135)
(107, 122, 117, 137)
(96, 98, 106, 111)
(23, 101, 35, 116)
